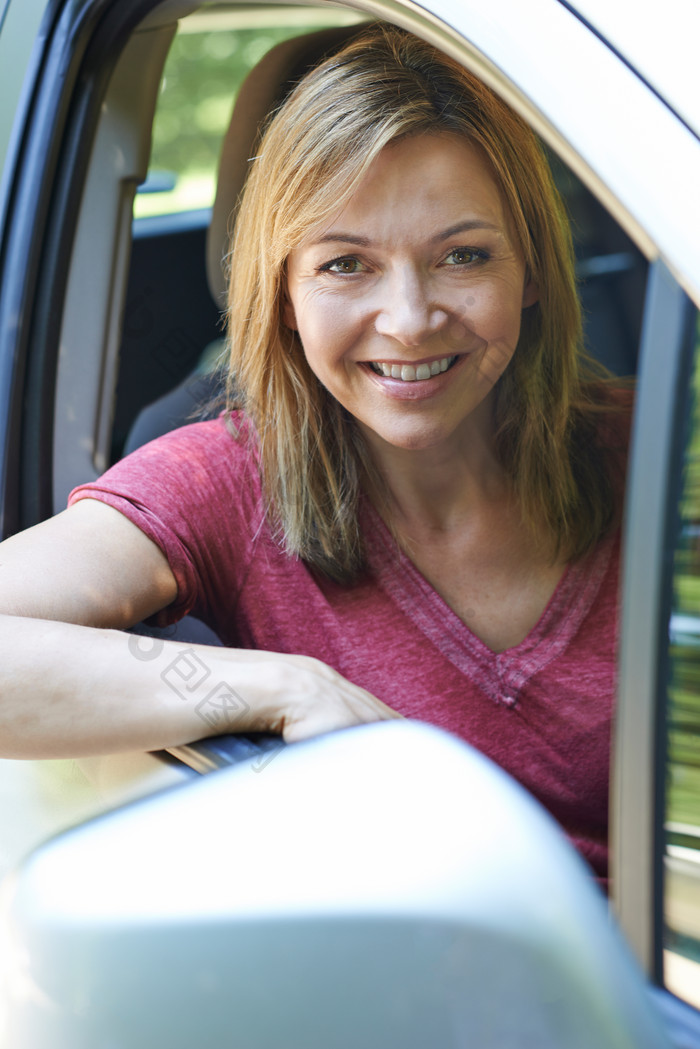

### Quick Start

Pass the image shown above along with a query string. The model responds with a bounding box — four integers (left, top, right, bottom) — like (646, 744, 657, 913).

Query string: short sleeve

(68, 413, 263, 628)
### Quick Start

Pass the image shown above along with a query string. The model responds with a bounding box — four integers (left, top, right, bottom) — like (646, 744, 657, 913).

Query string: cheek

(296, 296, 360, 367)
(451, 282, 523, 342)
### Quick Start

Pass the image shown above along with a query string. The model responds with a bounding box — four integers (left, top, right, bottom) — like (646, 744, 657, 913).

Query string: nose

(374, 267, 448, 346)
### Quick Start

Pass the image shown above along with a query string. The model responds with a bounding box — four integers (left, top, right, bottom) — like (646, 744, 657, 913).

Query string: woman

(0, 26, 627, 884)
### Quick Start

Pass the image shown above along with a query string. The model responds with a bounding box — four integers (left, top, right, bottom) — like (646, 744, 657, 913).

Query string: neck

(361, 401, 510, 534)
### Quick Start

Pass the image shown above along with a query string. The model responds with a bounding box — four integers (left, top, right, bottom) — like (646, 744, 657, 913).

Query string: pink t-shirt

(69, 412, 620, 887)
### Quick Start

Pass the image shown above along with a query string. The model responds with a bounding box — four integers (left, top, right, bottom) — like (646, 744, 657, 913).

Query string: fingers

(203, 647, 400, 745)
(275, 656, 402, 743)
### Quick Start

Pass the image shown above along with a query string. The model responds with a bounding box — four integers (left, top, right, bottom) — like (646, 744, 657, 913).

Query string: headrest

(206, 23, 367, 307)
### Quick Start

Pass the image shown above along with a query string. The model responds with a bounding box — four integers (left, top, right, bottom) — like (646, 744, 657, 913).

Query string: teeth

(370, 356, 455, 381)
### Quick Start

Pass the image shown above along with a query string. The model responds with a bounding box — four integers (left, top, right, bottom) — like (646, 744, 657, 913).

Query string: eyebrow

(436, 220, 503, 241)
(312, 232, 373, 247)
(310, 219, 503, 248)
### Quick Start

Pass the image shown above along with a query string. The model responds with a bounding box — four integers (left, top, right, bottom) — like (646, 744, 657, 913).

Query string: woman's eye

(443, 247, 486, 266)
(320, 256, 365, 275)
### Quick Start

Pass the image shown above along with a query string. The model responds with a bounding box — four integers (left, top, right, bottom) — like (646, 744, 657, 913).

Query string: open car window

(665, 309, 700, 1009)
(134, 7, 365, 219)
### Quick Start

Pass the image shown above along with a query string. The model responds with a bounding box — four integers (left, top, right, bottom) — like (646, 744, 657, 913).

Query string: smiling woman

(0, 23, 630, 892)
(283, 135, 536, 454)
(226, 25, 624, 583)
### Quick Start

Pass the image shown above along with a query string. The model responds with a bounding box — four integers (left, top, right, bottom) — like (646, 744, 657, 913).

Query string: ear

(282, 293, 298, 331)
(522, 273, 539, 309)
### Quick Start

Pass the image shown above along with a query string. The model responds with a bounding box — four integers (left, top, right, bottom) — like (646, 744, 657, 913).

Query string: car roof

(567, 0, 700, 138)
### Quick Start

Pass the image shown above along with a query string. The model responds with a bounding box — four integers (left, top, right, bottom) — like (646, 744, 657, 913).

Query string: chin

(368, 423, 455, 454)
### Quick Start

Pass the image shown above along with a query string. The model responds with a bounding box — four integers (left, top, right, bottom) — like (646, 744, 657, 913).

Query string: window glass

(665, 310, 700, 1010)
(134, 7, 365, 218)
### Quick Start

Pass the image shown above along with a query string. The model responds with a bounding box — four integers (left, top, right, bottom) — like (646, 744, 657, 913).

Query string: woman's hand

(217, 650, 402, 743)
(278, 654, 403, 742)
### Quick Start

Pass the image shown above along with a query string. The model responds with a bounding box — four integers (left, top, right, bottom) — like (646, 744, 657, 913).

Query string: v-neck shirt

(70, 412, 620, 888)
(365, 499, 615, 708)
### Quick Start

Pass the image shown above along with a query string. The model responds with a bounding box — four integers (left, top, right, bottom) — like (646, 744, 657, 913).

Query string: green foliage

(136, 22, 330, 216)
(154, 28, 291, 173)
(670, 312, 700, 827)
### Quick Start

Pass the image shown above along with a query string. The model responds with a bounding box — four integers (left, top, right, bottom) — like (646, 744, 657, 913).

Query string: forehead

(309, 133, 511, 242)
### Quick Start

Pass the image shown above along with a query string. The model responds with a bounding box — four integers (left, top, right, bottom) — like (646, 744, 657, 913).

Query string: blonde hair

(226, 24, 622, 581)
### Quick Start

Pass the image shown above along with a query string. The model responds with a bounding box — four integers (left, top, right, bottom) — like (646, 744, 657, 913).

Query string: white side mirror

(0, 721, 669, 1048)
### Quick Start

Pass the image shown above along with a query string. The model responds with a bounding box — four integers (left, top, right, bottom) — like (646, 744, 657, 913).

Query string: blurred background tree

(135, 12, 361, 217)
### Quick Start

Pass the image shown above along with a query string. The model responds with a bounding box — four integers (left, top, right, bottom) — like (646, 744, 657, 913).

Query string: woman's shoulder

(583, 379, 635, 411)
(592, 381, 634, 439)
(130, 407, 253, 450)
(70, 410, 262, 513)
(596, 385, 635, 534)
(116, 410, 259, 477)
(574, 380, 634, 453)
(597, 386, 634, 479)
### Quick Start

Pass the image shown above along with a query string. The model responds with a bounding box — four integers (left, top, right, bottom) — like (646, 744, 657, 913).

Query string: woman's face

(284, 133, 538, 458)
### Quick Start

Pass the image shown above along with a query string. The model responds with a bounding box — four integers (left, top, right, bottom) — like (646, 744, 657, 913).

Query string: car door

(0, 0, 699, 1043)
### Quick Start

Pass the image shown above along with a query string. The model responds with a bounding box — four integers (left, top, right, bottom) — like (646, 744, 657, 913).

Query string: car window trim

(614, 259, 697, 977)
(0, 0, 166, 536)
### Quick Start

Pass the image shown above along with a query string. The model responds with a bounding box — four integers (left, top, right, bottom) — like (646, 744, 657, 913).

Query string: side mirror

(0, 722, 669, 1048)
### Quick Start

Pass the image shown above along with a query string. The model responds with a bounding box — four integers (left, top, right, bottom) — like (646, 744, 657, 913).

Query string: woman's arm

(0, 500, 398, 758)
(0, 499, 177, 627)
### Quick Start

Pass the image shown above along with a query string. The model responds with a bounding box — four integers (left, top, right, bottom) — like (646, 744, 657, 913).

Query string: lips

(367, 355, 457, 382)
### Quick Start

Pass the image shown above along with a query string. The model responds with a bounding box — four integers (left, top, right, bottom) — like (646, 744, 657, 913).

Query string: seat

(124, 24, 364, 455)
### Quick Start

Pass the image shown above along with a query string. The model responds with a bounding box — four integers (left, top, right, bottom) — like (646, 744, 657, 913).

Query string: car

(0, 0, 698, 1045)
